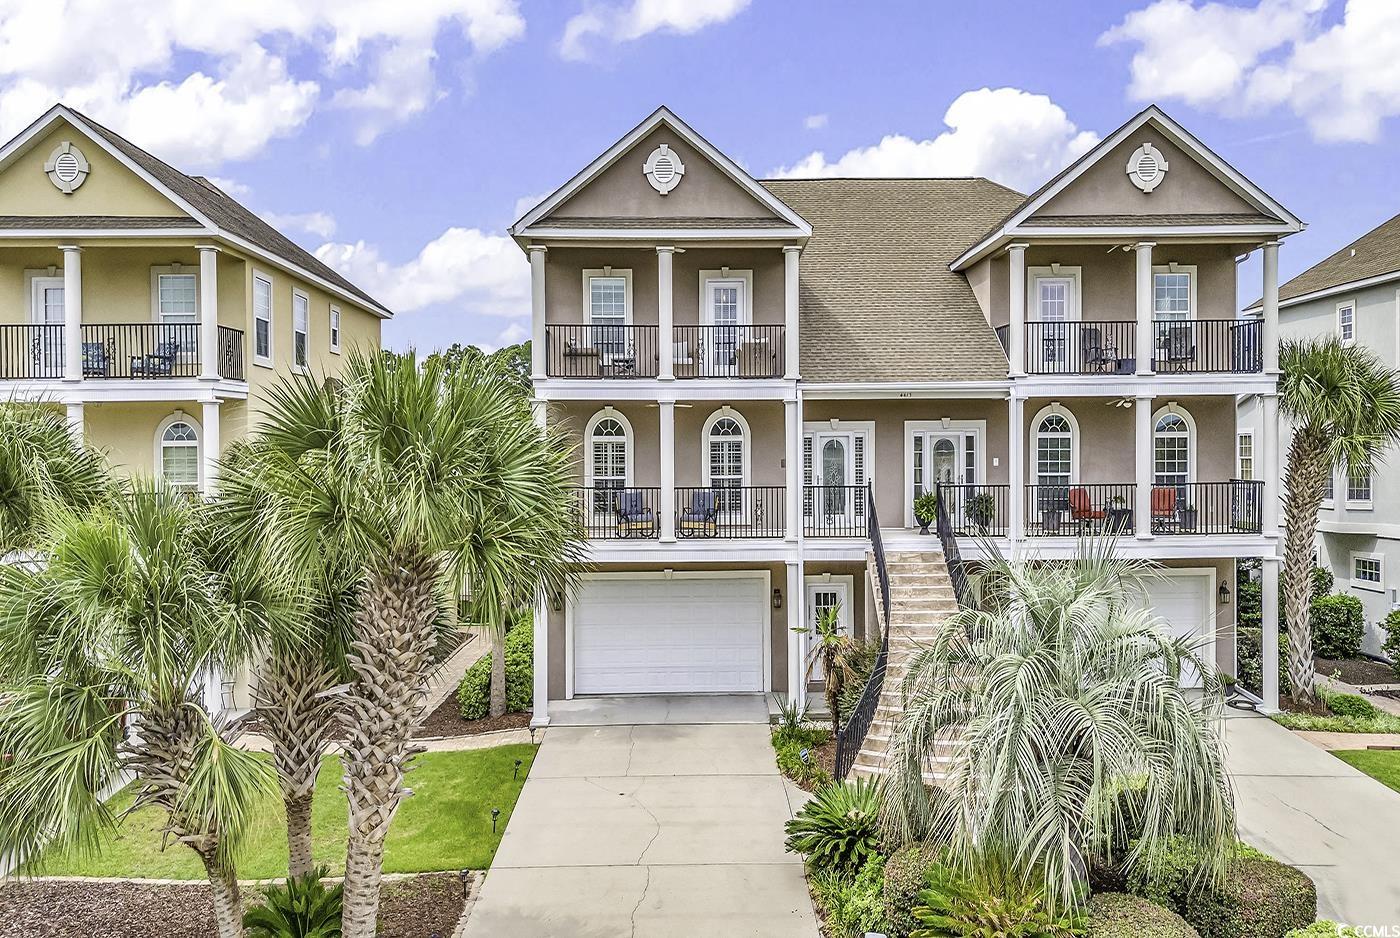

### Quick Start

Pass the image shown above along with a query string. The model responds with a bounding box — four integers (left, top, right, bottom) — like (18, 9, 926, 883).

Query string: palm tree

(1279, 337, 1400, 703)
(0, 486, 293, 937)
(228, 350, 583, 937)
(799, 603, 856, 736)
(0, 402, 111, 552)
(883, 537, 1235, 912)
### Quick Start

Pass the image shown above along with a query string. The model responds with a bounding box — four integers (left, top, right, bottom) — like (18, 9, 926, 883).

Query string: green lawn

(1332, 748, 1400, 794)
(35, 745, 536, 878)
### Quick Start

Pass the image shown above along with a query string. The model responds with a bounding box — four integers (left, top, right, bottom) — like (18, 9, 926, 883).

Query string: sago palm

(0, 486, 294, 937)
(1279, 337, 1400, 703)
(883, 537, 1235, 912)
(228, 350, 583, 937)
(0, 401, 112, 552)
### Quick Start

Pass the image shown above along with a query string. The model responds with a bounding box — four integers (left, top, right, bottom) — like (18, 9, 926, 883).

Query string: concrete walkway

(461, 695, 819, 938)
(1226, 710, 1400, 923)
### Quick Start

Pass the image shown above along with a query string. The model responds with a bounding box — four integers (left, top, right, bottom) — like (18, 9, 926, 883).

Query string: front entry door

(812, 431, 855, 524)
(703, 278, 746, 376)
(912, 431, 978, 526)
(805, 580, 851, 681)
(31, 276, 65, 373)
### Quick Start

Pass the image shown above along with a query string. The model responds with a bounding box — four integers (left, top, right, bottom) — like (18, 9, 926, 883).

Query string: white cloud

(0, 0, 526, 166)
(561, 0, 750, 61)
(315, 227, 529, 319)
(204, 176, 252, 200)
(512, 190, 554, 223)
(261, 211, 339, 240)
(1102, 0, 1400, 143)
(770, 88, 1099, 192)
(480, 321, 530, 353)
(803, 113, 828, 130)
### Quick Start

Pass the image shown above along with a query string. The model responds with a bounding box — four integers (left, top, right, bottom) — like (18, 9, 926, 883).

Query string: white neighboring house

(1243, 212, 1400, 659)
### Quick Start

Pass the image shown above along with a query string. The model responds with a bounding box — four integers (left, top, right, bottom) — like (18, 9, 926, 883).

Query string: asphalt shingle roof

(759, 178, 1025, 383)
(0, 215, 201, 229)
(1265, 210, 1400, 306)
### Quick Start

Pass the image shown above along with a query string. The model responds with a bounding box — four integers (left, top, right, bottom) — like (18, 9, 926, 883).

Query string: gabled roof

(511, 106, 810, 242)
(1246, 209, 1400, 312)
(761, 177, 1024, 384)
(951, 105, 1303, 270)
(0, 105, 390, 317)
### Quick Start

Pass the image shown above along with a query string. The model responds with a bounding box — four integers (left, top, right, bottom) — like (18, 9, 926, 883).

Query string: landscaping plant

(225, 350, 583, 937)
(884, 844, 941, 938)
(243, 866, 344, 938)
(914, 491, 939, 529)
(784, 777, 883, 876)
(1309, 594, 1364, 660)
(810, 854, 889, 937)
(884, 536, 1236, 910)
(0, 402, 113, 552)
(1085, 893, 1199, 938)
(457, 614, 533, 720)
(1279, 337, 1400, 703)
(910, 855, 1085, 938)
(1383, 610, 1400, 679)
(797, 602, 859, 736)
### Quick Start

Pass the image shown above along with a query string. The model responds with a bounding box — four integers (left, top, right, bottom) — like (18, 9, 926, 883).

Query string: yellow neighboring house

(0, 104, 390, 494)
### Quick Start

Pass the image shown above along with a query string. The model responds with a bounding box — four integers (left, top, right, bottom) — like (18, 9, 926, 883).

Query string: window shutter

(853, 434, 866, 517)
(802, 435, 813, 518)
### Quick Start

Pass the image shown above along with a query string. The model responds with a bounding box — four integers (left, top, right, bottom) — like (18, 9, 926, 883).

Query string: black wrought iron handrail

(834, 481, 889, 781)
(935, 482, 974, 610)
(672, 324, 785, 378)
(0, 324, 65, 379)
(1024, 320, 1137, 375)
(571, 485, 662, 540)
(674, 485, 785, 538)
(802, 484, 867, 537)
(1151, 318, 1261, 374)
(544, 323, 660, 378)
(217, 325, 245, 381)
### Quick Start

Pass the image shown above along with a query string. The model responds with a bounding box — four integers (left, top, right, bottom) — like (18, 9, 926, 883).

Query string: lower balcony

(0, 323, 246, 381)
(1023, 480, 1262, 537)
(572, 485, 787, 540)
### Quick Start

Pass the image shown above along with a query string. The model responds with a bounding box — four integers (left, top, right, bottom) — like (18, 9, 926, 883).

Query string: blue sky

(2, 0, 1395, 350)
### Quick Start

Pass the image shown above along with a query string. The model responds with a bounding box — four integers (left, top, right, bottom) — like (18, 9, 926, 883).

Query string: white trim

(803, 419, 876, 492)
(563, 569, 773, 699)
(1255, 270, 1400, 313)
(803, 574, 855, 681)
(1345, 464, 1373, 510)
(1152, 264, 1198, 321)
(1027, 266, 1082, 321)
(581, 268, 634, 326)
(149, 265, 200, 323)
(26, 271, 64, 325)
(1029, 403, 1079, 485)
(522, 227, 809, 242)
(154, 410, 202, 491)
(1145, 567, 1218, 688)
(1152, 404, 1196, 485)
(1235, 429, 1255, 482)
(902, 418, 987, 528)
(1351, 551, 1384, 592)
(291, 288, 310, 372)
(583, 407, 635, 489)
(252, 269, 274, 369)
(1336, 298, 1357, 347)
(511, 106, 811, 237)
(329, 305, 342, 354)
(701, 406, 752, 489)
(698, 268, 753, 326)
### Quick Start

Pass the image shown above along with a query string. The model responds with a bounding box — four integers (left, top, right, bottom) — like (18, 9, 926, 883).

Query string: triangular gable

(513, 107, 810, 237)
(0, 109, 196, 220)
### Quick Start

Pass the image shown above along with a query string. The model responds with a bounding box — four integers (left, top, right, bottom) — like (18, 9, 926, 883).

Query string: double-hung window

(1153, 268, 1194, 367)
(1236, 432, 1254, 481)
(292, 290, 309, 369)
(1346, 466, 1372, 509)
(154, 268, 198, 363)
(1338, 301, 1356, 346)
(329, 306, 341, 353)
(253, 273, 273, 366)
(586, 271, 629, 360)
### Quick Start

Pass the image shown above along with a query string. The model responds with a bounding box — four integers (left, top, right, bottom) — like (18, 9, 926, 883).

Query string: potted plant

(967, 491, 996, 534)
(913, 491, 938, 535)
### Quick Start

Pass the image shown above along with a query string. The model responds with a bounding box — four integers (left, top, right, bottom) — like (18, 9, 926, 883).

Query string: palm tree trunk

(284, 793, 315, 878)
(339, 553, 442, 938)
(490, 625, 507, 718)
(196, 848, 245, 938)
(1283, 428, 1329, 704)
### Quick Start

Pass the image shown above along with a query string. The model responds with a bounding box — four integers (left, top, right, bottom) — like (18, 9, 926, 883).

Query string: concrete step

(887, 551, 945, 562)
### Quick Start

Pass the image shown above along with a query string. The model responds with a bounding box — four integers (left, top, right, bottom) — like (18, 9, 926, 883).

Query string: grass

(34, 745, 536, 879)
(1332, 749, 1400, 793)
(1272, 710, 1400, 734)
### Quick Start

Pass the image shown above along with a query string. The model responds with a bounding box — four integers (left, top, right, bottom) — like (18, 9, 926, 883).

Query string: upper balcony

(995, 318, 1262, 376)
(544, 323, 784, 379)
(0, 321, 245, 381)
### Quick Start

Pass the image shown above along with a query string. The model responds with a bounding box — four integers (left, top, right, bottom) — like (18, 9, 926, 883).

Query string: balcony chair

(677, 489, 718, 538)
(130, 340, 180, 377)
(1157, 324, 1196, 372)
(1079, 325, 1114, 373)
(614, 489, 657, 539)
(1068, 486, 1106, 532)
(82, 341, 111, 378)
(1151, 486, 1178, 532)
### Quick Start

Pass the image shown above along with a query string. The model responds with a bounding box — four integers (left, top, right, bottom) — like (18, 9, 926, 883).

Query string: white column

(1262, 241, 1280, 374)
(659, 399, 676, 542)
(1135, 394, 1154, 539)
(1135, 242, 1155, 375)
(1007, 393, 1025, 542)
(528, 246, 548, 380)
(1261, 393, 1281, 538)
(60, 245, 82, 382)
(786, 560, 806, 711)
(198, 245, 219, 380)
(1261, 555, 1281, 712)
(785, 397, 801, 542)
(64, 401, 84, 442)
(783, 246, 801, 380)
(657, 246, 675, 380)
(531, 591, 550, 727)
(200, 400, 221, 496)
(1007, 244, 1028, 378)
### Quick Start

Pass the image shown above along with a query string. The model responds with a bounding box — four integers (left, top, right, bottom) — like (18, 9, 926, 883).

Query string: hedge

(456, 619, 532, 720)
(1087, 893, 1200, 938)
(882, 843, 939, 938)
(1236, 628, 1290, 698)
(1383, 609, 1400, 679)
(1310, 594, 1364, 660)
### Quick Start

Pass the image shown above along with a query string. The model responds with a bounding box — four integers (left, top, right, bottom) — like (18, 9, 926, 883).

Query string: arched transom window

(1154, 411, 1192, 487)
(160, 419, 200, 491)
(1034, 413, 1074, 489)
(706, 414, 747, 512)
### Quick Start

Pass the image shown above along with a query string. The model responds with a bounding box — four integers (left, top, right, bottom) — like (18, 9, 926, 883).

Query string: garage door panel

(572, 576, 766, 695)
(1135, 574, 1214, 689)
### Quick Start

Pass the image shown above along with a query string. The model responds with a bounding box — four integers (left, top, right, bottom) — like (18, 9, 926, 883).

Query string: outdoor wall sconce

(1219, 582, 1231, 605)
(772, 588, 783, 609)
(550, 592, 563, 612)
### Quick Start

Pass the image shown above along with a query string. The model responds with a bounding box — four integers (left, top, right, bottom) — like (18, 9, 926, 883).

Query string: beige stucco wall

(1035, 125, 1259, 219)
(544, 126, 774, 221)
(1022, 243, 1239, 320)
(81, 398, 249, 478)
(0, 120, 188, 218)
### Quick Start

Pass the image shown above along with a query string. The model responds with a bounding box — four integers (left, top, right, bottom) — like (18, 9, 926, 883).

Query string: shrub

(243, 867, 343, 938)
(772, 726, 831, 789)
(1381, 610, 1400, 678)
(1182, 854, 1315, 938)
(456, 619, 533, 720)
(837, 640, 880, 716)
(1237, 579, 1262, 629)
(911, 860, 1083, 938)
(1285, 923, 1363, 938)
(1322, 690, 1379, 719)
(1236, 628, 1290, 698)
(883, 844, 940, 938)
(1310, 594, 1364, 660)
(1087, 893, 1199, 938)
(1311, 566, 1335, 600)
(784, 778, 883, 877)
(811, 854, 888, 937)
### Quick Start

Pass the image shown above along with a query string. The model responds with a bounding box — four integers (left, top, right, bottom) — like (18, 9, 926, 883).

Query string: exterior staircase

(849, 549, 961, 783)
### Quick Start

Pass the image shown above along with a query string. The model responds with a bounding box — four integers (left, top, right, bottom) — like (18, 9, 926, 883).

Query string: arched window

(157, 416, 200, 491)
(1154, 408, 1194, 488)
(703, 409, 750, 514)
(1033, 410, 1076, 490)
(584, 409, 632, 513)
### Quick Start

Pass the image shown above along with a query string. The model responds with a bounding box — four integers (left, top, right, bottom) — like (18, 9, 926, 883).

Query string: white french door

(804, 579, 851, 681)
(910, 430, 979, 527)
(703, 278, 746, 376)
(803, 428, 869, 531)
(31, 276, 65, 372)
(1033, 276, 1076, 371)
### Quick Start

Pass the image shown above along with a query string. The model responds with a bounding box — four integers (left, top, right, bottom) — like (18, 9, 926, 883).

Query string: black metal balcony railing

(0, 324, 65, 378)
(1024, 483, 1137, 536)
(834, 480, 887, 782)
(938, 483, 1011, 537)
(1024, 321, 1137, 375)
(672, 324, 784, 379)
(79, 322, 201, 379)
(545, 323, 660, 378)
(218, 326, 245, 381)
(803, 484, 866, 537)
(676, 485, 785, 538)
(572, 486, 662, 540)
(1151, 319, 1262, 373)
(1149, 480, 1263, 535)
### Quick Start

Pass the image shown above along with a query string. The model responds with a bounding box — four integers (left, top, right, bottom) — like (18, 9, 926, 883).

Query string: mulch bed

(413, 697, 532, 739)
(1315, 655, 1398, 687)
(0, 872, 469, 938)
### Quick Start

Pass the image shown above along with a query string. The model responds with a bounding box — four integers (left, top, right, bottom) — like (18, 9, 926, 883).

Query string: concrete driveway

(462, 695, 819, 938)
(1227, 710, 1400, 924)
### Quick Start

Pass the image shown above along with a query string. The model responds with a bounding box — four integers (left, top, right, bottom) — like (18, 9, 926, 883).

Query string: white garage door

(571, 574, 767, 695)
(1141, 573, 1215, 688)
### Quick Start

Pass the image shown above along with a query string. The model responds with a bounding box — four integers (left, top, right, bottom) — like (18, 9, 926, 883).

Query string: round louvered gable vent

(643, 144, 686, 195)
(44, 141, 91, 194)
(54, 152, 81, 182)
(1126, 142, 1169, 193)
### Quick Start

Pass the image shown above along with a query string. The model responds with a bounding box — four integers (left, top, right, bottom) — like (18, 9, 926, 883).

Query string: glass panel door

(704, 279, 745, 376)
(31, 277, 64, 372)
(816, 434, 852, 523)
(1036, 277, 1073, 369)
